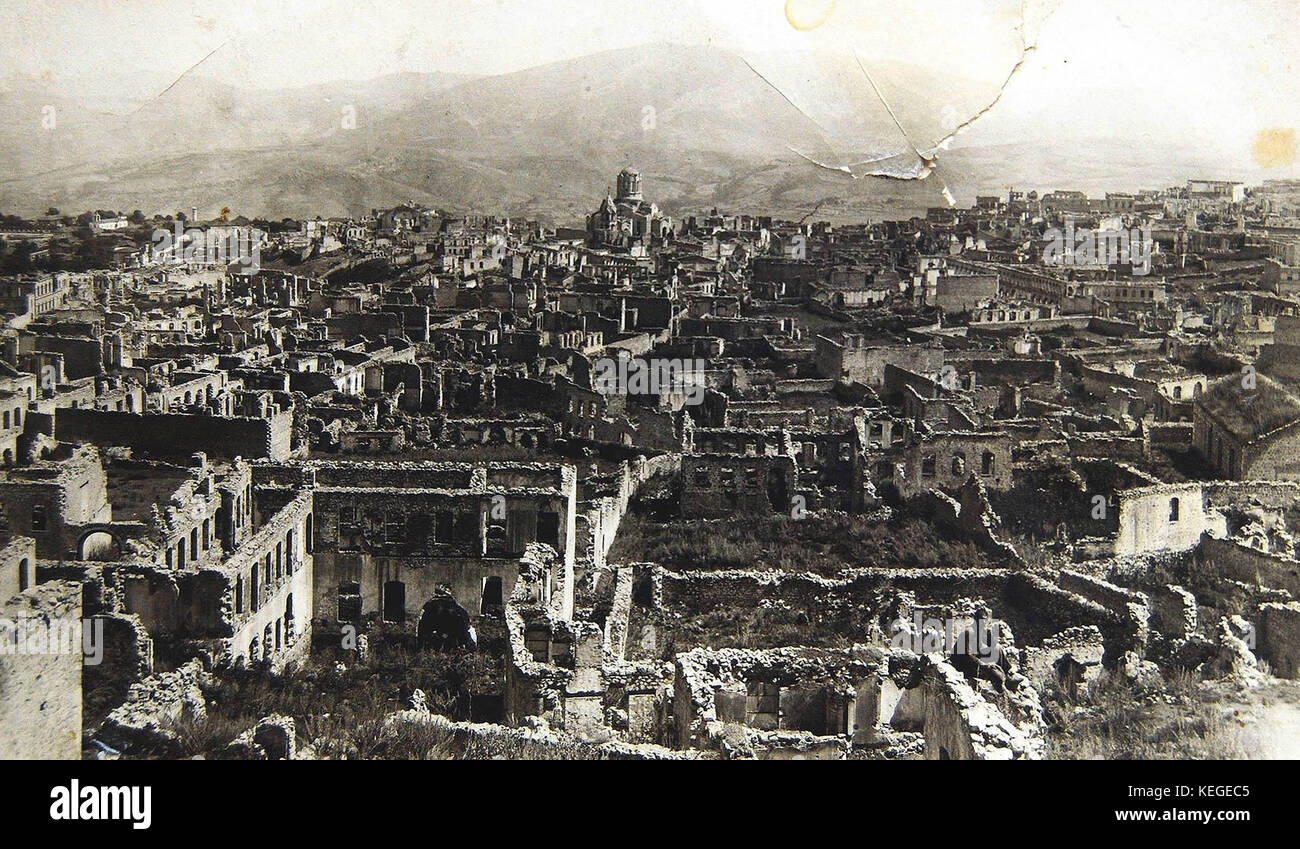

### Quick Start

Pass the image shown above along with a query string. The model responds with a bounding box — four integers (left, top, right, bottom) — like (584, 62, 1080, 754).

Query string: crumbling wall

(308, 460, 576, 626)
(1257, 602, 1300, 678)
(582, 454, 681, 571)
(97, 660, 208, 756)
(1114, 483, 1221, 556)
(680, 454, 796, 519)
(961, 357, 1060, 387)
(603, 566, 634, 661)
(1068, 434, 1146, 462)
(913, 475, 1022, 562)
(1148, 584, 1198, 643)
(646, 564, 1140, 665)
(385, 708, 699, 759)
(818, 341, 942, 389)
(56, 407, 294, 461)
(921, 659, 1042, 760)
(1021, 626, 1105, 692)
(1146, 422, 1194, 452)
(1196, 535, 1300, 599)
(225, 490, 314, 669)
(1203, 480, 1300, 512)
(82, 612, 154, 724)
(653, 567, 1010, 617)
(0, 535, 35, 604)
(0, 580, 83, 759)
(1057, 570, 1148, 618)
(503, 604, 571, 727)
(898, 431, 1014, 498)
(1001, 572, 1132, 657)
(853, 651, 925, 741)
(0, 445, 112, 560)
(221, 714, 297, 760)
(672, 645, 882, 753)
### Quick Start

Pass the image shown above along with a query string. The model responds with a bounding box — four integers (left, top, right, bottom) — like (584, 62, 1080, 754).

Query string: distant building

(1187, 180, 1246, 203)
(1194, 373, 1300, 480)
(0, 274, 70, 318)
(90, 214, 129, 233)
(1041, 190, 1090, 214)
(586, 168, 674, 249)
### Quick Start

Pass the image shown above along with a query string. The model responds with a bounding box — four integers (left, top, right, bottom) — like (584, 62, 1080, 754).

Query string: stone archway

(78, 528, 122, 561)
(417, 596, 476, 651)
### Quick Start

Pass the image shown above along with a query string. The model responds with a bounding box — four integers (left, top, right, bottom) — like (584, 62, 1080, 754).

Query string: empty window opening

(481, 576, 504, 614)
(337, 582, 361, 623)
(537, 511, 561, 549)
(382, 580, 406, 623)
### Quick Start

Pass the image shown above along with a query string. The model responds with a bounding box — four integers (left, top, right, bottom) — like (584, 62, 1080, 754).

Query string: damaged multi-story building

(1, 169, 1298, 764)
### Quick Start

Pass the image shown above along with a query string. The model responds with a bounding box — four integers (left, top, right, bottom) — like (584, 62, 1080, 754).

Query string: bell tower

(615, 168, 643, 203)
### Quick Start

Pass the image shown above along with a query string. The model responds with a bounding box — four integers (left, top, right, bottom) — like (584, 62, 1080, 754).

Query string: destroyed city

(0, 0, 1297, 825)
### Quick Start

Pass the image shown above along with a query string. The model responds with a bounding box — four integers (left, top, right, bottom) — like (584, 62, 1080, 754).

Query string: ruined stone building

(2, 169, 1299, 764)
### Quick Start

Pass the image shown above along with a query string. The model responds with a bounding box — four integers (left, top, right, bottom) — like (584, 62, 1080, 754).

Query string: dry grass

(1046, 673, 1267, 760)
(610, 510, 997, 575)
(189, 638, 500, 759)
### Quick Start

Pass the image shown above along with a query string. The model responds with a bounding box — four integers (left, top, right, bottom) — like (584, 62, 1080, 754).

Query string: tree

(4, 240, 35, 273)
(74, 234, 116, 270)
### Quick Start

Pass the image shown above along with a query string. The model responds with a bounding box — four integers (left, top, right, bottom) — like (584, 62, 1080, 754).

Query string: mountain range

(0, 44, 1260, 224)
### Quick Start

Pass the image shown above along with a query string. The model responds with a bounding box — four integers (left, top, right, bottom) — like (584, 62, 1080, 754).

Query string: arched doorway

(79, 530, 122, 561)
(417, 596, 475, 651)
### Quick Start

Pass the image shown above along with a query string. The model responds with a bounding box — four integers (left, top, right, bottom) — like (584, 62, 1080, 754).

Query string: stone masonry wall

(56, 407, 294, 461)
(1258, 602, 1300, 678)
(0, 580, 83, 758)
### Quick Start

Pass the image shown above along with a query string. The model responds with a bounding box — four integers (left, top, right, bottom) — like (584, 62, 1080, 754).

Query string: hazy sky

(2, 0, 1298, 174)
(1, 0, 1292, 88)
(0, 0, 1038, 85)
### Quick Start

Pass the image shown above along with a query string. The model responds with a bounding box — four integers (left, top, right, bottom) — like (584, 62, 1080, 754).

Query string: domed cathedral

(587, 168, 674, 249)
